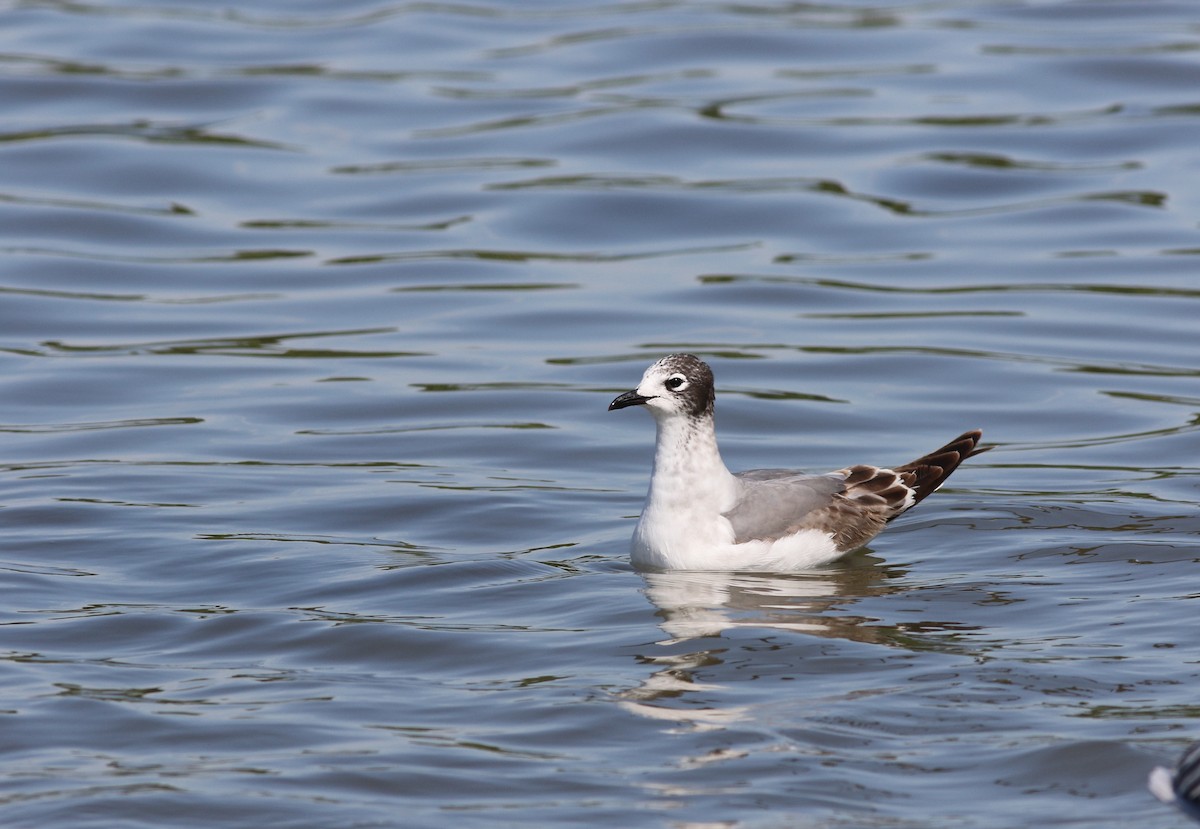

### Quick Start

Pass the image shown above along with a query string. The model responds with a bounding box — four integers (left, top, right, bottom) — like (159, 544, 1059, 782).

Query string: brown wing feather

(814, 429, 988, 551)
(735, 430, 989, 554)
(892, 428, 988, 509)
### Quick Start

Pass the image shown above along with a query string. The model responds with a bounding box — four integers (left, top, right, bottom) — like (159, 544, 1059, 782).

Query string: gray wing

(724, 470, 846, 544)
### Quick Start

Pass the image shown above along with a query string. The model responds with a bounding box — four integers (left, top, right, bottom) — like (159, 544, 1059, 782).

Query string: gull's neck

(646, 412, 736, 508)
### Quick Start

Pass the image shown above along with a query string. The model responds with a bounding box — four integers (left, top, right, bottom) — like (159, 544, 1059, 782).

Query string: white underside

(630, 437, 846, 570)
(631, 522, 844, 571)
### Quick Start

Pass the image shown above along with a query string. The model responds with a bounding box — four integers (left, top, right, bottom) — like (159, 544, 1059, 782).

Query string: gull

(609, 353, 987, 571)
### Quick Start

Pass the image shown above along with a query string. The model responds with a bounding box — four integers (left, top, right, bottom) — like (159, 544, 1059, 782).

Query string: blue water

(2, 1, 1199, 827)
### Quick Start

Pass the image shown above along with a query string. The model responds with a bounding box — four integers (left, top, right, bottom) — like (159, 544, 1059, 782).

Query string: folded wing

(724, 429, 988, 552)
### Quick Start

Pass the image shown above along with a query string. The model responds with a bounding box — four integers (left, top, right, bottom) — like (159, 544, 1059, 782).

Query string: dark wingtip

(960, 429, 992, 458)
(895, 428, 988, 506)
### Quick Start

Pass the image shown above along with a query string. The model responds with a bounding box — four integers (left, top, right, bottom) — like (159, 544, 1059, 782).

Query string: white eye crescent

(665, 374, 688, 391)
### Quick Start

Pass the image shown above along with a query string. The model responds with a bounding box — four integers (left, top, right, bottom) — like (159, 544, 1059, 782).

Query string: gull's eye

(665, 374, 687, 391)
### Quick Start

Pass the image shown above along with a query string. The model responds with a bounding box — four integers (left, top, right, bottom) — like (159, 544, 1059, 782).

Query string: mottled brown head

(609, 353, 716, 420)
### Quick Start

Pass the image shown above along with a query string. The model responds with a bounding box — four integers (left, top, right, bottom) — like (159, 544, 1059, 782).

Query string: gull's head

(608, 353, 715, 420)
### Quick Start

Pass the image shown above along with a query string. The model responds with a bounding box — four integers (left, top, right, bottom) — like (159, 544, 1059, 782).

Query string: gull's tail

(893, 429, 989, 509)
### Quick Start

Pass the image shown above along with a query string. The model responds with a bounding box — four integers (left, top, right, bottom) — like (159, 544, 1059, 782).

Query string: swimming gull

(1150, 740, 1200, 822)
(609, 353, 988, 571)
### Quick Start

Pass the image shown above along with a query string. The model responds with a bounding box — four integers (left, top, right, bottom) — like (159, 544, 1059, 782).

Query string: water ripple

(27, 329, 417, 359)
(0, 417, 202, 434)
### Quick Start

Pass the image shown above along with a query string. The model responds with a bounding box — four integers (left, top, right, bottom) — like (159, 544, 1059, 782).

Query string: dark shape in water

(1150, 741, 1200, 821)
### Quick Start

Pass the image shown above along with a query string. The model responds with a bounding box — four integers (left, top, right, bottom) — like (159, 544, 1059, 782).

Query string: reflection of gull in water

(617, 649, 752, 730)
(618, 564, 904, 731)
(640, 564, 896, 644)
(644, 570, 839, 642)
(619, 560, 991, 722)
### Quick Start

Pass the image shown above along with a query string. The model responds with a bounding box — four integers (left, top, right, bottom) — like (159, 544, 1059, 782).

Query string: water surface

(2, 1, 1199, 827)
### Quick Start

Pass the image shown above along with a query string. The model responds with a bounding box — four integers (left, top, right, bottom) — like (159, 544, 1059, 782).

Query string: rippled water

(2, 1, 1199, 826)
